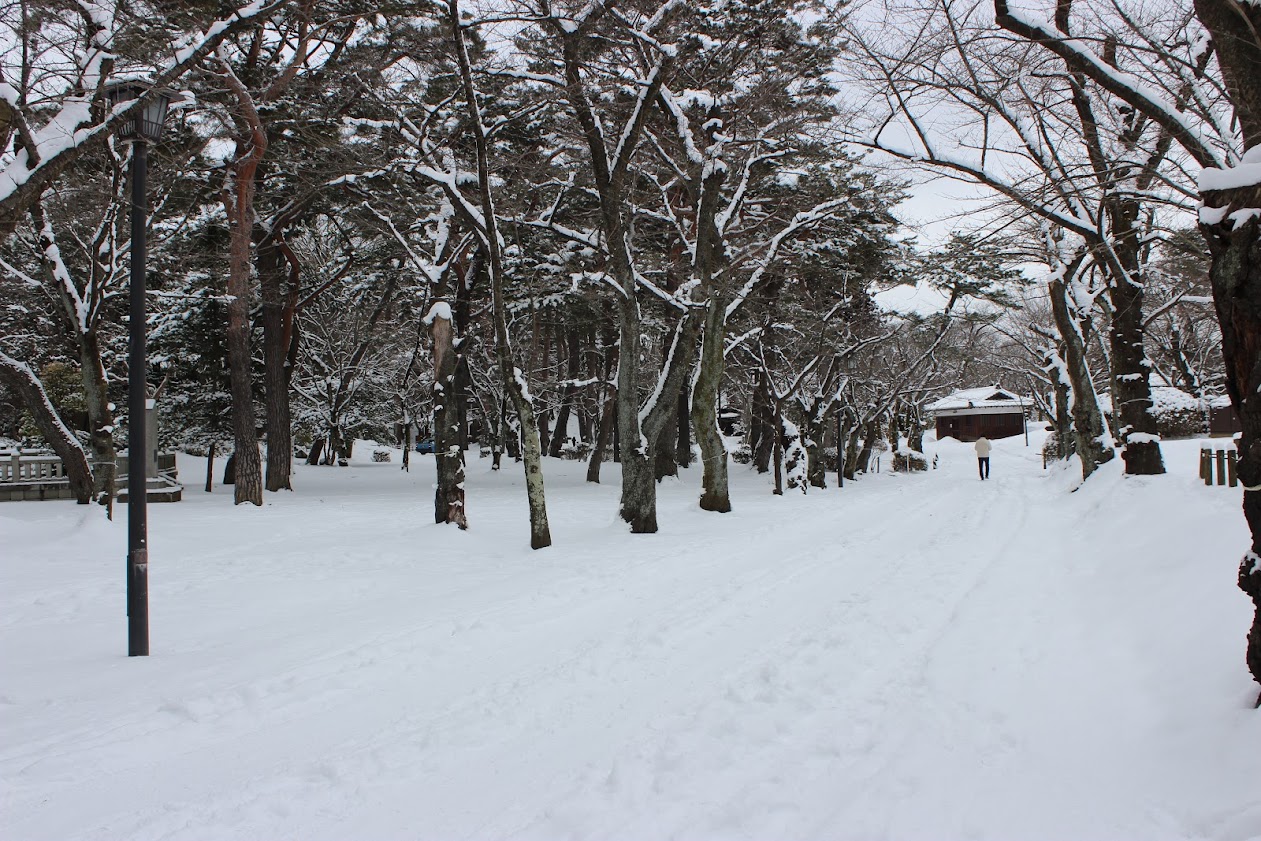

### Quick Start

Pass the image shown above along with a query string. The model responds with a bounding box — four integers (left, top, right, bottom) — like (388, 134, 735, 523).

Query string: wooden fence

(1200, 447, 1239, 487)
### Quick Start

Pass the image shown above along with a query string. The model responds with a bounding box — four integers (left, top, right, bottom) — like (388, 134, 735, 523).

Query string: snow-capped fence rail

(0, 450, 66, 483)
(0, 449, 179, 501)
(1200, 447, 1239, 488)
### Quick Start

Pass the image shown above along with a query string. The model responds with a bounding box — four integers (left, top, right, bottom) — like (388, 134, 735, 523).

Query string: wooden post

(1202, 448, 1212, 485)
(1217, 449, 1227, 486)
(1228, 450, 1239, 488)
(205, 441, 215, 493)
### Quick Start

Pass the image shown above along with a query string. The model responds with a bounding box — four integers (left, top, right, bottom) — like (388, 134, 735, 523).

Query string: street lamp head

(103, 78, 184, 143)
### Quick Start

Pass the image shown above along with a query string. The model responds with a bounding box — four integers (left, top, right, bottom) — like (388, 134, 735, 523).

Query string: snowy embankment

(2, 434, 1259, 840)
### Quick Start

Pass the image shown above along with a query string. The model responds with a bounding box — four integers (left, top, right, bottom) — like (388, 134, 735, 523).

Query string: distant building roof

(926, 386, 1027, 413)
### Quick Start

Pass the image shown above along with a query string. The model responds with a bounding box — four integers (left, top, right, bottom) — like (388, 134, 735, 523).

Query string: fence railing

(0, 449, 177, 485)
(1200, 447, 1239, 487)
(0, 450, 65, 483)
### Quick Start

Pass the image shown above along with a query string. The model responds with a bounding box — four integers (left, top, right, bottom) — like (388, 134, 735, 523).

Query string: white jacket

(974, 438, 992, 457)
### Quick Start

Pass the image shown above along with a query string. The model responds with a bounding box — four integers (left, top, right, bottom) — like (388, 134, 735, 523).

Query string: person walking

(975, 436, 991, 480)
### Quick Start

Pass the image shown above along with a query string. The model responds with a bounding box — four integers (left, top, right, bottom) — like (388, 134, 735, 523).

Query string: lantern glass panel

(104, 82, 174, 143)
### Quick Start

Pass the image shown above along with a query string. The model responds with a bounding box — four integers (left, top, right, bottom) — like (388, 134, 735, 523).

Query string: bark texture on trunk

(625, 314, 701, 524)
(856, 419, 879, 475)
(674, 386, 691, 468)
(1107, 201, 1165, 475)
(1049, 277, 1115, 479)
(0, 352, 93, 503)
(752, 372, 774, 474)
(220, 71, 265, 507)
(1191, 0, 1261, 703)
(805, 413, 828, 490)
(654, 407, 679, 480)
(451, 0, 550, 547)
(586, 341, 618, 484)
(258, 235, 295, 492)
(205, 442, 216, 493)
(1203, 199, 1261, 697)
(429, 305, 467, 529)
(692, 294, 730, 511)
(78, 331, 116, 505)
(615, 294, 656, 532)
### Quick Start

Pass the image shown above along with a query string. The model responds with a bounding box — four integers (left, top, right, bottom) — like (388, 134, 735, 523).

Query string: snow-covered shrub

(560, 440, 592, 461)
(1042, 432, 1069, 463)
(731, 441, 752, 464)
(823, 446, 839, 471)
(892, 449, 928, 472)
(1149, 405, 1205, 439)
(372, 449, 391, 463)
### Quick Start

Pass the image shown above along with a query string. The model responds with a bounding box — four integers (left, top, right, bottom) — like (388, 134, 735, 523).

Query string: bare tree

(991, 0, 1261, 700)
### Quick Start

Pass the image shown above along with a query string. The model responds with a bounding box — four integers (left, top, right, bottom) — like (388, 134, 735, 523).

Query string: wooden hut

(928, 387, 1027, 442)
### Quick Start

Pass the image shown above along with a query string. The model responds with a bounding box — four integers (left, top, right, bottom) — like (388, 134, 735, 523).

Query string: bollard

(1217, 449, 1227, 486)
(1229, 450, 1239, 488)
(1202, 448, 1212, 485)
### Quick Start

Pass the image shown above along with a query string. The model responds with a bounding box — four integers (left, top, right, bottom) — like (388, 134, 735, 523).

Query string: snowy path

(2, 435, 1259, 840)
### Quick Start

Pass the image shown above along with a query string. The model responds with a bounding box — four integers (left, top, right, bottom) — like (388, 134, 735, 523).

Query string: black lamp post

(104, 79, 180, 657)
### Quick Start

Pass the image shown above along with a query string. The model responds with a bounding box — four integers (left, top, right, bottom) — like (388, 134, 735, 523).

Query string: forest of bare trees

(1, 0, 1258, 694)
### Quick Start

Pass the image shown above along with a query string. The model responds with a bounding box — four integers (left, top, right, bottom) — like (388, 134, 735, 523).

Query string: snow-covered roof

(926, 387, 1026, 413)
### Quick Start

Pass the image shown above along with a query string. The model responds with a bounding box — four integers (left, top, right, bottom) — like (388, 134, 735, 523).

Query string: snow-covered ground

(2, 433, 1259, 840)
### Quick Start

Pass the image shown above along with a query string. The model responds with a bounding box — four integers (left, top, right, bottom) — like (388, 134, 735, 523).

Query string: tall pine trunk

(258, 236, 294, 492)
(220, 69, 265, 507)
(428, 303, 466, 529)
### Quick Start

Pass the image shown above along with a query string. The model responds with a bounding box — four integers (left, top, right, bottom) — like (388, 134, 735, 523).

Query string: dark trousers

(978, 457, 990, 479)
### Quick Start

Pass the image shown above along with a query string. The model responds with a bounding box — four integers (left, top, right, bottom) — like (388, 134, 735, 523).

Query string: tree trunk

(78, 330, 116, 506)
(223, 452, 236, 485)
(1049, 350, 1073, 459)
(1201, 197, 1261, 697)
(587, 338, 618, 484)
(1049, 277, 1115, 479)
(856, 419, 880, 474)
(0, 352, 93, 503)
(538, 409, 552, 459)
(907, 407, 926, 454)
(692, 292, 730, 511)
(587, 390, 616, 483)
(674, 385, 691, 469)
(843, 425, 861, 480)
(805, 411, 827, 490)
(449, 2, 550, 548)
(258, 236, 294, 492)
(615, 294, 657, 532)
(428, 303, 467, 529)
(629, 314, 702, 522)
(549, 325, 580, 458)
(306, 437, 323, 466)
(772, 406, 784, 495)
(654, 408, 679, 480)
(220, 72, 265, 507)
(753, 371, 774, 474)
(1106, 202, 1165, 475)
